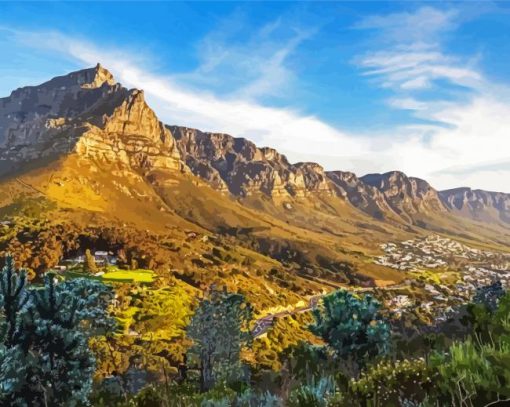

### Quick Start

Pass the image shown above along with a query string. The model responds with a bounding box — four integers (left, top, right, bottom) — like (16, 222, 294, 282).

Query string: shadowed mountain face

(325, 171, 397, 220)
(440, 187, 510, 224)
(170, 126, 333, 198)
(360, 171, 447, 223)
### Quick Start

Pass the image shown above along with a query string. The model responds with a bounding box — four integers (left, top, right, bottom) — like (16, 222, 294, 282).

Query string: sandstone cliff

(360, 171, 447, 222)
(439, 187, 510, 224)
(3, 64, 510, 230)
(170, 126, 335, 198)
(326, 171, 398, 220)
(0, 64, 181, 175)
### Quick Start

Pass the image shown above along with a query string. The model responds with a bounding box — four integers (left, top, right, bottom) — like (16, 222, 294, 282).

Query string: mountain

(440, 187, 510, 224)
(360, 171, 447, 223)
(0, 63, 181, 176)
(325, 171, 398, 220)
(170, 126, 333, 198)
(1, 65, 510, 310)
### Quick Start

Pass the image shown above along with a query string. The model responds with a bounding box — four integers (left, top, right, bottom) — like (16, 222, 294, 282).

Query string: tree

(0, 255, 114, 406)
(309, 290, 390, 374)
(85, 249, 98, 273)
(187, 287, 253, 392)
(0, 255, 29, 347)
(473, 280, 505, 311)
(0, 255, 34, 405)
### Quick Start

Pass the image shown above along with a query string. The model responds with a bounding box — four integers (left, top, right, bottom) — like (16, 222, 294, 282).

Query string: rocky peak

(171, 126, 335, 198)
(439, 187, 510, 224)
(327, 171, 397, 220)
(80, 63, 116, 89)
(361, 171, 446, 221)
(292, 162, 331, 195)
(0, 65, 181, 175)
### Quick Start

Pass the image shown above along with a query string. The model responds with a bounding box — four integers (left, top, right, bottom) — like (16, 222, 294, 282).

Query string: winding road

(251, 283, 408, 338)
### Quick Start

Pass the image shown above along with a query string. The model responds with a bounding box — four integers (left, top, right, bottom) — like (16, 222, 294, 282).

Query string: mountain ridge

(1, 64, 510, 290)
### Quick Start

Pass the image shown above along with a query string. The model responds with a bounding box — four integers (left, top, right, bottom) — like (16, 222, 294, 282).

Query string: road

(251, 295, 322, 338)
(251, 283, 408, 338)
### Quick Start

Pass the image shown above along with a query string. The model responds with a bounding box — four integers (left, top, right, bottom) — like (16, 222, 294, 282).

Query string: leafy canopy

(0, 255, 114, 406)
(187, 287, 253, 392)
(309, 290, 390, 365)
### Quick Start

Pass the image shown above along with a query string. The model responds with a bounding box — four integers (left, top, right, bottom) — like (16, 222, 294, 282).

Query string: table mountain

(1, 64, 510, 292)
(0, 63, 181, 177)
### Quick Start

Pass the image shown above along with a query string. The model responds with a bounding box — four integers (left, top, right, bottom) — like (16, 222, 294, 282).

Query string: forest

(0, 253, 509, 407)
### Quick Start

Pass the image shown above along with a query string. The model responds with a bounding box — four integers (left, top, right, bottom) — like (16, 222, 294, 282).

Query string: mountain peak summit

(79, 63, 116, 89)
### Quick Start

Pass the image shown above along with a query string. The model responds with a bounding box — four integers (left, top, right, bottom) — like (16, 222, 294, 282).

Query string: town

(374, 234, 510, 319)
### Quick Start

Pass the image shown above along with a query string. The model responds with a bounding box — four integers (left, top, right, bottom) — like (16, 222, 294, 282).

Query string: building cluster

(377, 234, 510, 318)
(54, 251, 118, 271)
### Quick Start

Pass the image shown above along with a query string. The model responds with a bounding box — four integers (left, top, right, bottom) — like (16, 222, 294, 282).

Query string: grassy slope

(1, 151, 510, 313)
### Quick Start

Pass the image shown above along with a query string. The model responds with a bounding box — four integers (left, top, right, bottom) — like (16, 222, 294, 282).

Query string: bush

(309, 290, 390, 375)
(349, 358, 436, 406)
(288, 376, 340, 407)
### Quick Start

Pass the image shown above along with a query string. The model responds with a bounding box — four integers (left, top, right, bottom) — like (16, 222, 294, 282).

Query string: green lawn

(101, 267, 155, 283)
(62, 266, 155, 284)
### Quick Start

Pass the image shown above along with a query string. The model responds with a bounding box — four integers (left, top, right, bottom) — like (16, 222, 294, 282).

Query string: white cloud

(4, 13, 510, 193)
(352, 6, 510, 192)
(354, 6, 458, 44)
(171, 18, 312, 101)
(356, 44, 482, 92)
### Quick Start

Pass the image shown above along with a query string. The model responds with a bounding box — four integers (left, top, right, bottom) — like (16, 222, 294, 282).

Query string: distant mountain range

(1, 64, 509, 292)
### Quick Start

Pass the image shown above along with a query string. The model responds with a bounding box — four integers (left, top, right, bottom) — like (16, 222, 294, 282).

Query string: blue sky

(1, 1, 510, 191)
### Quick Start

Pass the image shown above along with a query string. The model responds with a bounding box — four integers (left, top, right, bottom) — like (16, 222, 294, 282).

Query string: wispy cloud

(354, 7, 458, 44)
(5, 27, 369, 160)
(172, 16, 312, 101)
(357, 47, 482, 91)
(352, 6, 510, 192)
(355, 7, 482, 92)
(4, 7, 510, 193)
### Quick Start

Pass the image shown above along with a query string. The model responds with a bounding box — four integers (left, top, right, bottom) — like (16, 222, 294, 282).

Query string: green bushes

(187, 288, 253, 392)
(349, 358, 435, 406)
(309, 290, 390, 375)
(288, 377, 342, 407)
(431, 339, 510, 406)
(0, 255, 114, 406)
(3, 250, 510, 407)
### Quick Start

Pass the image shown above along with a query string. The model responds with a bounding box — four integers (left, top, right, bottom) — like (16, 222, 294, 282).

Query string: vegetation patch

(101, 266, 155, 283)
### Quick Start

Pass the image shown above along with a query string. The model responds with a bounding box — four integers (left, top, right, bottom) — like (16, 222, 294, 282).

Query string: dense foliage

(1, 250, 509, 407)
(309, 289, 390, 374)
(0, 255, 114, 406)
(187, 287, 253, 391)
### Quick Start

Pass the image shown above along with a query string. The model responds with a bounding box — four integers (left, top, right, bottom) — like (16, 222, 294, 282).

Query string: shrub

(349, 358, 436, 406)
(309, 290, 390, 375)
(288, 376, 340, 407)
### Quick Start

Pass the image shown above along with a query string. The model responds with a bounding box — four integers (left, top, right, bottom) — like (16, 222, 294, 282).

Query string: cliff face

(360, 171, 447, 222)
(439, 188, 510, 224)
(326, 171, 397, 220)
(0, 64, 181, 175)
(3, 64, 510, 230)
(170, 126, 335, 198)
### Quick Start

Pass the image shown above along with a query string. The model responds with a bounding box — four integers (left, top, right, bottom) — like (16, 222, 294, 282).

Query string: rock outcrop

(170, 126, 334, 198)
(439, 188, 510, 224)
(0, 64, 181, 175)
(3, 64, 510, 231)
(360, 171, 447, 222)
(326, 171, 397, 220)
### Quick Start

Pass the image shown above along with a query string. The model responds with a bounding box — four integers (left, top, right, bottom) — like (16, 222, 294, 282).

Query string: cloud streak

(4, 7, 510, 193)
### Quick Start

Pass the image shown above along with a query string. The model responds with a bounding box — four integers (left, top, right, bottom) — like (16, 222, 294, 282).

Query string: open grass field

(101, 268, 155, 283)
